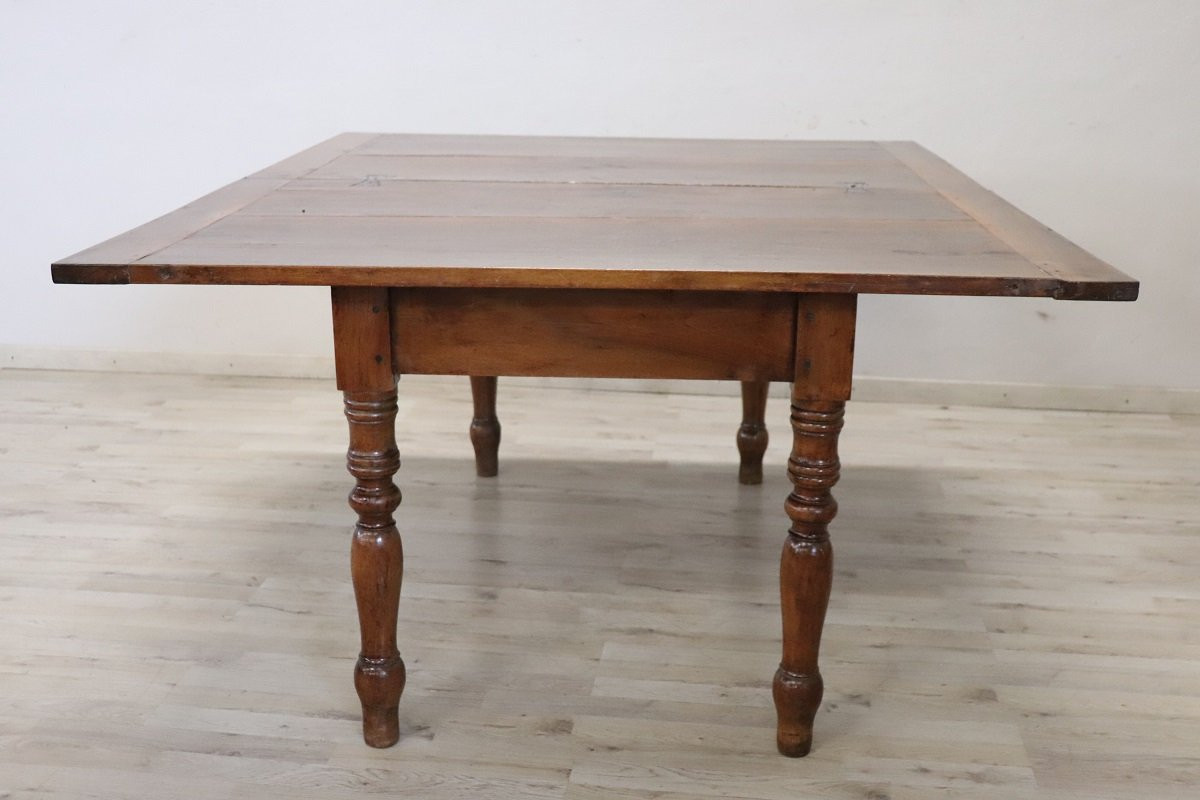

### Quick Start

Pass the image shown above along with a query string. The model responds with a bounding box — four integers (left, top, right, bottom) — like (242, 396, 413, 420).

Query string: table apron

(389, 287, 797, 381)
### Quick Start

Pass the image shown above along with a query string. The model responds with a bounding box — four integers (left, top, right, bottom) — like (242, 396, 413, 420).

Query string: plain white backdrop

(2, 1, 1197, 393)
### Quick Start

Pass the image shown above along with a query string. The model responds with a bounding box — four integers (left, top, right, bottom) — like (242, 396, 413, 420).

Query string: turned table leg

(469, 376, 501, 477)
(774, 293, 856, 757)
(345, 390, 406, 747)
(332, 287, 406, 747)
(775, 400, 842, 756)
(737, 380, 769, 484)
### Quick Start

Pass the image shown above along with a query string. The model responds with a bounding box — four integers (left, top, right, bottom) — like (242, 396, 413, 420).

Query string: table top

(53, 133, 1136, 300)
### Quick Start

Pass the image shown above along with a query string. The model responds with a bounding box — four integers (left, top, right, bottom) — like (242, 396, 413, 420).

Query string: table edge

(50, 133, 1139, 302)
(50, 261, 1137, 301)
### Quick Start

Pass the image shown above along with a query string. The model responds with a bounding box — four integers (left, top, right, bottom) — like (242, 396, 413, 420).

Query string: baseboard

(848, 377, 1199, 415)
(495, 376, 1200, 414)
(3, 345, 1196, 414)
(1, 346, 336, 381)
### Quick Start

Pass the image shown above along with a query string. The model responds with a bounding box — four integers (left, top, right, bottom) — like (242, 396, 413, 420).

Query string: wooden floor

(1, 370, 1197, 799)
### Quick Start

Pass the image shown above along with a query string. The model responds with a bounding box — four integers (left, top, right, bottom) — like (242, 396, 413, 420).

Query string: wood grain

(343, 389, 405, 748)
(881, 141, 1136, 300)
(737, 381, 770, 485)
(794, 294, 858, 403)
(52, 133, 1137, 301)
(245, 179, 968, 221)
(331, 287, 406, 747)
(51, 133, 374, 279)
(298, 152, 933, 189)
(331, 286, 393, 392)
(775, 294, 857, 756)
(468, 376, 501, 478)
(390, 288, 796, 381)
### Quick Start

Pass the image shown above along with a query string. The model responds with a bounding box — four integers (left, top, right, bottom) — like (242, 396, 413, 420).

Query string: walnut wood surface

(53, 133, 1137, 300)
(331, 286, 392, 392)
(737, 381, 770, 485)
(468, 376, 500, 478)
(391, 288, 796, 381)
(774, 294, 856, 757)
(344, 390, 405, 748)
(332, 287, 406, 748)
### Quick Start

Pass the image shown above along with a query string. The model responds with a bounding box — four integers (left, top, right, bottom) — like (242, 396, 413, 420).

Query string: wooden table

(52, 133, 1137, 757)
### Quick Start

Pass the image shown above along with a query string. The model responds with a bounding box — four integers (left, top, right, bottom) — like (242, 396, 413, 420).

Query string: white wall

(3, 1, 1197, 393)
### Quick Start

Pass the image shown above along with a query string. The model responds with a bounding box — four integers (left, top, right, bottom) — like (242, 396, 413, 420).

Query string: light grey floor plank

(1, 369, 1197, 798)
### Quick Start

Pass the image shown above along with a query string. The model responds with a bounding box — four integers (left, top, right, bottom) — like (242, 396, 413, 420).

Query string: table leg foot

(356, 655, 406, 747)
(773, 666, 822, 756)
(775, 401, 842, 757)
(345, 390, 406, 748)
(469, 376, 501, 477)
(737, 380, 769, 484)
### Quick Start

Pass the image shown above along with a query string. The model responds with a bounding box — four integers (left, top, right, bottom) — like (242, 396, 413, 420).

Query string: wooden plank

(390, 288, 795, 380)
(51, 178, 288, 283)
(356, 132, 892, 161)
(108, 215, 1052, 295)
(52, 133, 378, 284)
(881, 141, 1138, 301)
(7, 368, 1195, 797)
(103, 262, 1061, 296)
(244, 179, 968, 221)
(249, 132, 379, 179)
(302, 152, 931, 190)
